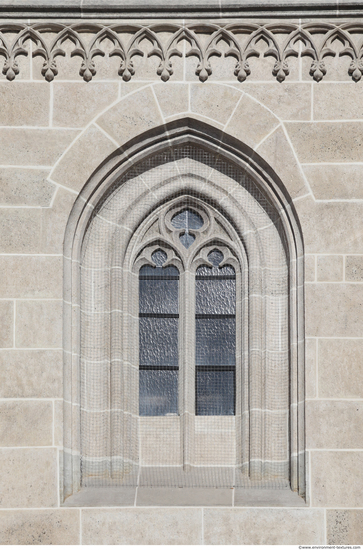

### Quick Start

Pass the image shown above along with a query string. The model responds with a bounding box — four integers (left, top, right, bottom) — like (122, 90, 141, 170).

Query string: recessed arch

(63, 118, 305, 503)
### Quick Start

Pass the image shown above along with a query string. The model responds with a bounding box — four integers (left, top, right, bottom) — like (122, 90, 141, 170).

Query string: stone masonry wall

(0, 19, 363, 544)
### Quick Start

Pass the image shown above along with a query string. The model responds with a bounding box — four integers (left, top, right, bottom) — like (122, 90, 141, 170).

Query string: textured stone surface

(0, 168, 55, 206)
(204, 509, 325, 544)
(190, 83, 242, 125)
(54, 399, 63, 447)
(0, 448, 57, 508)
(0, 400, 53, 446)
(0, 209, 41, 253)
(153, 83, 189, 119)
(318, 339, 363, 399)
(306, 400, 363, 448)
(314, 83, 363, 120)
(305, 255, 315, 282)
(0, 82, 49, 126)
(317, 255, 343, 282)
(311, 451, 363, 507)
(241, 83, 311, 120)
(327, 510, 363, 545)
(0, 256, 62, 299)
(16, 300, 62, 348)
(303, 164, 363, 200)
(0, 301, 13, 348)
(345, 255, 363, 281)
(0, 350, 62, 398)
(81, 508, 202, 544)
(0, 509, 80, 544)
(305, 338, 317, 399)
(41, 187, 77, 254)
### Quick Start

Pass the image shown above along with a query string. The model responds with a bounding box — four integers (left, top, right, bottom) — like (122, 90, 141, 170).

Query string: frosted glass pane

(196, 264, 235, 277)
(139, 370, 178, 416)
(139, 279, 178, 314)
(196, 318, 235, 366)
(139, 265, 179, 277)
(195, 279, 235, 315)
(139, 318, 178, 366)
(196, 370, 235, 416)
(171, 209, 203, 230)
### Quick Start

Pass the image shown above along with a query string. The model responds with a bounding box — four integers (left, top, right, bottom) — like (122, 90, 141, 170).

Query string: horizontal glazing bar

(139, 275, 179, 280)
(195, 275, 236, 281)
(195, 314, 234, 319)
(196, 365, 236, 371)
(139, 313, 179, 318)
(139, 365, 179, 370)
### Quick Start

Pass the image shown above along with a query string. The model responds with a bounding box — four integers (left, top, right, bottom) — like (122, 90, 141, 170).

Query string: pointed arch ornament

(63, 118, 305, 503)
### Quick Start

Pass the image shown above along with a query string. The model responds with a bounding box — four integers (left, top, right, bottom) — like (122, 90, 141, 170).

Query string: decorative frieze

(1, 22, 363, 83)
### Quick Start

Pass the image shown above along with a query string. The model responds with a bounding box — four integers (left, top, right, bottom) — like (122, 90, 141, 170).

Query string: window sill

(63, 487, 306, 507)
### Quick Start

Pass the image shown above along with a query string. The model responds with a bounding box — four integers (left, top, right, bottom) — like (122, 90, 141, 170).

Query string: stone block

(15, 300, 62, 348)
(345, 255, 363, 281)
(41, 187, 77, 254)
(241, 83, 311, 120)
(81, 508, 202, 544)
(153, 82, 189, 118)
(0, 256, 62, 299)
(311, 451, 363, 507)
(190, 83, 242, 125)
(285, 122, 363, 163)
(0, 129, 79, 167)
(0, 509, 80, 544)
(51, 125, 116, 193)
(53, 82, 118, 128)
(306, 284, 363, 337)
(327, 510, 363, 545)
(294, 196, 363, 254)
(0, 168, 55, 207)
(318, 339, 363, 399)
(0, 82, 49, 126)
(0, 301, 13, 348)
(0, 209, 41, 254)
(0, 350, 62, 398)
(314, 83, 363, 120)
(256, 125, 309, 200)
(317, 255, 343, 281)
(97, 87, 163, 146)
(305, 338, 317, 399)
(0, 400, 52, 446)
(54, 399, 63, 447)
(225, 93, 279, 149)
(0, 448, 57, 508)
(305, 255, 315, 282)
(303, 164, 363, 200)
(203, 509, 325, 544)
(306, 400, 363, 449)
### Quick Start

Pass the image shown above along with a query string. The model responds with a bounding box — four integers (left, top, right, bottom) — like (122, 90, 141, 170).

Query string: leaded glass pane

(196, 369, 235, 416)
(139, 370, 178, 416)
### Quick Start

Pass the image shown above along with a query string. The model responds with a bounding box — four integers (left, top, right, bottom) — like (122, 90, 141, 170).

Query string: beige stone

(302, 164, 363, 200)
(0, 129, 79, 166)
(153, 83, 189, 118)
(0, 509, 80, 544)
(203, 509, 325, 544)
(15, 300, 62, 348)
(0, 448, 57, 508)
(314, 83, 363, 120)
(327, 510, 363, 545)
(81, 508, 202, 544)
(0, 168, 55, 206)
(306, 284, 363, 337)
(0, 350, 62, 398)
(241, 83, 311, 120)
(318, 339, 363, 399)
(0, 82, 49, 126)
(0, 301, 13, 348)
(51, 125, 116, 193)
(0, 209, 41, 254)
(306, 400, 363, 449)
(317, 255, 343, 282)
(294, 196, 363, 254)
(53, 82, 118, 128)
(305, 255, 315, 282)
(346, 255, 363, 281)
(190, 83, 242, 125)
(305, 338, 317, 399)
(54, 399, 63, 447)
(41, 187, 77, 254)
(256, 125, 309, 200)
(225, 93, 279, 149)
(0, 256, 62, 299)
(285, 122, 363, 163)
(97, 87, 163, 145)
(311, 451, 363, 507)
(0, 400, 52, 446)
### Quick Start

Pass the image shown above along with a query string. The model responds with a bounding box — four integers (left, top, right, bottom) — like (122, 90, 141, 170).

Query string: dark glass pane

(139, 265, 179, 277)
(139, 279, 178, 314)
(171, 209, 203, 230)
(179, 233, 195, 249)
(139, 370, 178, 416)
(151, 249, 167, 266)
(195, 279, 236, 315)
(196, 370, 235, 415)
(139, 318, 178, 366)
(196, 318, 235, 366)
(207, 249, 224, 266)
(196, 264, 235, 277)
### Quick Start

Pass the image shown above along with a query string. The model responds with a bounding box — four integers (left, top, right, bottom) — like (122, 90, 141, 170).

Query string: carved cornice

(2, 22, 363, 83)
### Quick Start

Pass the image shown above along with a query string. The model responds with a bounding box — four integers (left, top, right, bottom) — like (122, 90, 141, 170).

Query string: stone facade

(1, 1, 363, 544)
